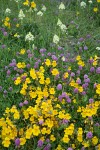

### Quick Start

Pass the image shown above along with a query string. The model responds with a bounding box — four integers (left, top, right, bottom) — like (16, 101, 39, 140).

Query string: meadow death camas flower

(57, 18, 62, 26)
(80, 1, 86, 8)
(18, 9, 25, 20)
(5, 8, 11, 14)
(41, 5, 46, 11)
(88, 0, 93, 4)
(37, 11, 43, 16)
(59, 2, 65, 10)
(53, 34, 59, 44)
(25, 32, 34, 41)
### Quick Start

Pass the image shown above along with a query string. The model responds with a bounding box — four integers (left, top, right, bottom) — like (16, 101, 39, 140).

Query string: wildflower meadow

(0, 0, 100, 149)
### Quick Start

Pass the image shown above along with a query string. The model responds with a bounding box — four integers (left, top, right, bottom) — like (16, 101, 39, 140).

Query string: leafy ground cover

(0, 0, 100, 149)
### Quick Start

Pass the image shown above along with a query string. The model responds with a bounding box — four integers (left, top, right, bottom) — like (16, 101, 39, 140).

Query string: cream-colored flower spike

(53, 34, 59, 44)
(80, 1, 86, 8)
(37, 11, 43, 16)
(57, 19, 62, 26)
(59, 2, 65, 10)
(60, 24, 67, 32)
(25, 32, 34, 42)
(5, 8, 11, 14)
(18, 9, 25, 20)
(41, 5, 46, 11)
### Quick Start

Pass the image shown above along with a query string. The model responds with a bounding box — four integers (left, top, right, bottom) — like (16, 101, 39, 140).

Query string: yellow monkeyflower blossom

(62, 135, 70, 143)
(20, 137, 26, 145)
(92, 136, 98, 145)
(14, 77, 21, 85)
(49, 87, 55, 95)
(20, 49, 26, 55)
(5, 17, 10, 21)
(51, 68, 59, 76)
(23, 0, 29, 6)
(50, 135, 56, 141)
(93, 7, 98, 12)
(2, 137, 11, 147)
(31, 2, 36, 8)
(45, 59, 51, 66)
(32, 125, 40, 136)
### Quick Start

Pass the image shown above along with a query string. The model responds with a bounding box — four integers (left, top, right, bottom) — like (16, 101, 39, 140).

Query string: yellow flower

(62, 135, 70, 143)
(92, 136, 98, 145)
(77, 135, 83, 142)
(5, 17, 10, 21)
(78, 60, 85, 67)
(45, 59, 51, 66)
(16, 24, 20, 27)
(78, 86, 83, 92)
(19, 128, 24, 136)
(41, 127, 47, 135)
(82, 141, 89, 148)
(93, 7, 98, 12)
(31, 2, 36, 8)
(13, 112, 20, 119)
(20, 137, 26, 145)
(30, 68, 37, 79)
(76, 55, 81, 61)
(4, 21, 9, 27)
(17, 62, 26, 68)
(14, 77, 21, 85)
(52, 60, 57, 67)
(51, 68, 59, 76)
(46, 119, 53, 128)
(2, 137, 11, 147)
(56, 145, 63, 150)
(20, 49, 25, 55)
(64, 72, 69, 78)
(49, 87, 55, 94)
(26, 127, 33, 139)
(64, 113, 71, 120)
(23, 0, 29, 6)
(20, 88, 26, 95)
(32, 125, 40, 136)
(29, 91, 37, 99)
(45, 78, 50, 85)
(50, 135, 56, 141)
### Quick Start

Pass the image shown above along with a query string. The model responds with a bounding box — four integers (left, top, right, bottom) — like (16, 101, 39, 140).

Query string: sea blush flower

(86, 131, 93, 139)
(18, 9, 25, 20)
(37, 140, 43, 147)
(57, 84, 62, 90)
(59, 2, 65, 10)
(25, 32, 34, 41)
(15, 138, 20, 147)
(53, 34, 59, 44)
